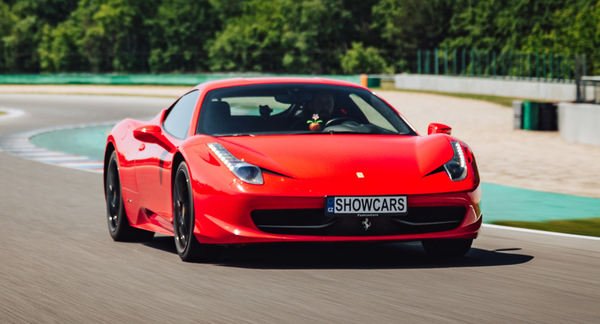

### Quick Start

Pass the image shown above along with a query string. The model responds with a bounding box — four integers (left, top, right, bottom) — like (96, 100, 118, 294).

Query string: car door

(135, 90, 200, 220)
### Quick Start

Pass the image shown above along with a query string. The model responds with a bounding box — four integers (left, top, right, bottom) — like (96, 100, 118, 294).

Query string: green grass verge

(374, 81, 547, 108)
(0, 110, 5, 115)
(493, 218, 600, 238)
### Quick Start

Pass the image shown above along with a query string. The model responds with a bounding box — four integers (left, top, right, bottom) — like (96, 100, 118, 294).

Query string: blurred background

(0, 0, 597, 76)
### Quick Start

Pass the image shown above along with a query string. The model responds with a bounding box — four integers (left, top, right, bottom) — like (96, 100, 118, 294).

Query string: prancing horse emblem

(362, 218, 371, 231)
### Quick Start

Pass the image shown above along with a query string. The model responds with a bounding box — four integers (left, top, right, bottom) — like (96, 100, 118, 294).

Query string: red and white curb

(0, 121, 117, 174)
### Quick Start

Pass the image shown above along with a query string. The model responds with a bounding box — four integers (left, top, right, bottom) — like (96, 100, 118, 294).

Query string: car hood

(216, 134, 453, 180)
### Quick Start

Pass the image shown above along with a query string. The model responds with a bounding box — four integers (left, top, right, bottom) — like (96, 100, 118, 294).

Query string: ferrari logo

(362, 218, 371, 230)
(356, 172, 364, 178)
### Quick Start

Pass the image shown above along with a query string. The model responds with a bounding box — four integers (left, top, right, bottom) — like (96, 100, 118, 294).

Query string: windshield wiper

(326, 130, 372, 135)
(216, 133, 255, 137)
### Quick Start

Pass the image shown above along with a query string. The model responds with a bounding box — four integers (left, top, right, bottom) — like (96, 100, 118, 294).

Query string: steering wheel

(325, 117, 360, 127)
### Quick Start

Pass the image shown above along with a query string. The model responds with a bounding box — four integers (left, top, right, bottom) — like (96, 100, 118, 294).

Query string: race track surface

(1, 94, 599, 323)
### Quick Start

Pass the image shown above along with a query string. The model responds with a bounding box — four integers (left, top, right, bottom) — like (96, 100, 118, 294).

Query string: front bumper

(193, 184, 482, 245)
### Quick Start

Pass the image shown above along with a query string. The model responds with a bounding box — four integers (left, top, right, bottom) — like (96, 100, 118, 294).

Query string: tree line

(0, 0, 598, 75)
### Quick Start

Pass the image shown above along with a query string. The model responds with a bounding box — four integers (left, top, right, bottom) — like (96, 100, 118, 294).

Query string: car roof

(191, 77, 367, 93)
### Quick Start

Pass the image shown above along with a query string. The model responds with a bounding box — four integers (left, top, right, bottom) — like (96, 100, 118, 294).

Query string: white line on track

(0, 120, 120, 174)
(483, 223, 600, 241)
(0, 107, 25, 120)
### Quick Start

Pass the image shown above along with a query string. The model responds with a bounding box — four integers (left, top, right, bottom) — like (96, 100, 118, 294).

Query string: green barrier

(0, 74, 361, 86)
(522, 101, 539, 130)
(367, 78, 381, 88)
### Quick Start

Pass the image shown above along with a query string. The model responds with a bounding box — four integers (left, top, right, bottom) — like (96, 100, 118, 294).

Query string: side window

(349, 93, 396, 132)
(162, 90, 200, 139)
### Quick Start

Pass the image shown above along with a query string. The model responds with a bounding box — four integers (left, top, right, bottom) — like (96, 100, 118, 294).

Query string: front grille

(250, 206, 466, 236)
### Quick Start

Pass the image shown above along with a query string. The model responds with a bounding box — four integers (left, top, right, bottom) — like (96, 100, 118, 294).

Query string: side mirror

(427, 123, 452, 135)
(133, 125, 175, 152)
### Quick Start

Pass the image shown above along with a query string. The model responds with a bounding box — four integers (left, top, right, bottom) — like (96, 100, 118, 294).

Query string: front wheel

(172, 161, 222, 262)
(105, 150, 154, 242)
(421, 239, 473, 257)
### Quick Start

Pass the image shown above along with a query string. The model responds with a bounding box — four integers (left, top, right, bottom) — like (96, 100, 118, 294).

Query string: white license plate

(325, 196, 407, 216)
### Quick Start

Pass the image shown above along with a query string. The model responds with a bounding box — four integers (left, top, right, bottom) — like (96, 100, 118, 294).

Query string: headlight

(207, 143, 264, 185)
(444, 141, 467, 181)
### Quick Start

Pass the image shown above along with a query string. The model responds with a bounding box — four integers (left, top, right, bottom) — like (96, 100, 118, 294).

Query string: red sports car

(104, 77, 482, 262)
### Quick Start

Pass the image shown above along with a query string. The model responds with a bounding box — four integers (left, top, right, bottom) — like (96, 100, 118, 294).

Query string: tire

(105, 151, 155, 242)
(421, 239, 473, 258)
(172, 161, 222, 262)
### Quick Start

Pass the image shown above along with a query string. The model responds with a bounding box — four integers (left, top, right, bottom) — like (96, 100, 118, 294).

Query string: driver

(305, 92, 334, 131)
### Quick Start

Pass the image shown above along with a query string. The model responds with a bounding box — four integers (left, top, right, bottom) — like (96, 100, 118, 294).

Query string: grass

(374, 81, 546, 108)
(0, 110, 5, 116)
(493, 218, 600, 238)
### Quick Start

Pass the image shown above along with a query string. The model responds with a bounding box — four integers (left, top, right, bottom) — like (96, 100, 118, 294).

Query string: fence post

(462, 48, 466, 75)
(582, 54, 586, 101)
(485, 51, 489, 76)
(548, 52, 554, 82)
(542, 53, 546, 81)
(558, 55, 562, 82)
(575, 55, 581, 102)
(470, 48, 475, 76)
(434, 48, 439, 75)
(453, 49, 457, 75)
(566, 53, 570, 81)
(417, 49, 421, 74)
(518, 54, 521, 79)
(556, 54, 560, 82)
(444, 48, 448, 75)
(492, 51, 496, 76)
(528, 53, 531, 80)
(536, 53, 540, 81)
(425, 50, 430, 74)
(509, 51, 512, 78)
(501, 52, 505, 77)
(478, 51, 482, 76)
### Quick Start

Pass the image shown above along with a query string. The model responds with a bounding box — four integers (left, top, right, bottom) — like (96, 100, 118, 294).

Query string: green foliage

(1, 0, 78, 72)
(0, 0, 599, 74)
(372, 0, 454, 71)
(341, 42, 390, 74)
(0, 0, 18, 72)
(207, 0, 351, 73)
(146, 0, 217, 72)
(520, 0, 600, 75)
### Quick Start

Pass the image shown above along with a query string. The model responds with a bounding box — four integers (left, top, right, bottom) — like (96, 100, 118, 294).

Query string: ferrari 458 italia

(104, 77, 482, 262)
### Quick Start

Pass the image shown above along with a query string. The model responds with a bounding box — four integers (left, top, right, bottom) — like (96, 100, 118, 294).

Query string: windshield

(196, 83, 416, 136)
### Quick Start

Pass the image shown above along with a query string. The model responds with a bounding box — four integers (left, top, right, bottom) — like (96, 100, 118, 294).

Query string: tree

(2, 0, 78, 72)
(340, 42, 390, 74)
(372, 0, 454, 72)
(207, 0, 353, 73)
(146, 0, 218, 72)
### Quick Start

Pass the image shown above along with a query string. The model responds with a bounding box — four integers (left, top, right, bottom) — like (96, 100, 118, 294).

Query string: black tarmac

(1, 94, 599, 323)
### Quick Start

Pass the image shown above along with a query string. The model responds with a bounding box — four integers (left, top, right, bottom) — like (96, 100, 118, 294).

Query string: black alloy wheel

(106, 153, 121, 233)
(172, 161, 222, 262)
(421, 239, 473, 257)
(105, 151, 154, 242)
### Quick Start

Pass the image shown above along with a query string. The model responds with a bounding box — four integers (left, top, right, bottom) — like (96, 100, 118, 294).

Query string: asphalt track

(1, 94, 599, 323)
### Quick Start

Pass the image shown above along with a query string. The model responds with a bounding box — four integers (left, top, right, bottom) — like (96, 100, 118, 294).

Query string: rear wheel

(421, 239, 473, 257)
(173, 161, 222, 262)
(105, 151, 155, 242)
